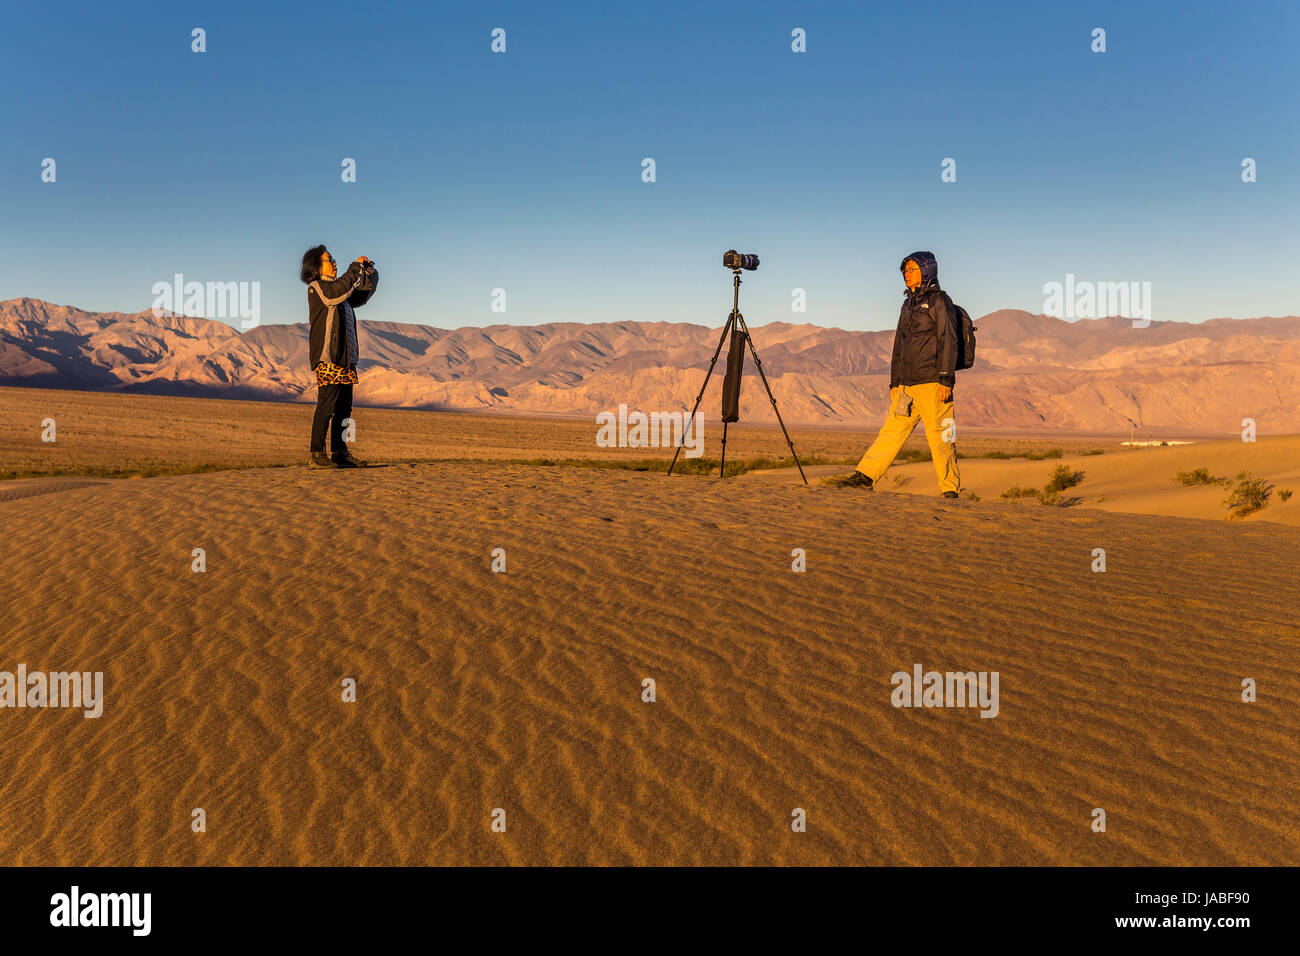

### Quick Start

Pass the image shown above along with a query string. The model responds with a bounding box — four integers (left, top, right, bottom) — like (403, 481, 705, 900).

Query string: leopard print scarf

(315, 361, 358, 386)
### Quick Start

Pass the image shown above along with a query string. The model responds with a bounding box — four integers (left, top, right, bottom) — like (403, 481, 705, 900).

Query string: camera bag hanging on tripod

(720, 326, 747, 423)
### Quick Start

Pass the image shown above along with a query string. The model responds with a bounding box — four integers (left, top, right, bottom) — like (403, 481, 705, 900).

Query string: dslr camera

(723, 250, 760, 271)
(355, 258, 378, 291)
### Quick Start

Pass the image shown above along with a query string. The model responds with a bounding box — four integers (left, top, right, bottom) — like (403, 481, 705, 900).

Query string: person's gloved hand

(937, 385, 953, 403)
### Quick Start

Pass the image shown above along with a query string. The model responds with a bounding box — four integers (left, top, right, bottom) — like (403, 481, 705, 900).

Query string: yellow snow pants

(855, 382, 960, 494)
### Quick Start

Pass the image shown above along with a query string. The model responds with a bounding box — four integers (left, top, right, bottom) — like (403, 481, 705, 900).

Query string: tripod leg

(737, 315, 808, 485)
(720, 421, 728, 478)
(668, 313, 733, 476)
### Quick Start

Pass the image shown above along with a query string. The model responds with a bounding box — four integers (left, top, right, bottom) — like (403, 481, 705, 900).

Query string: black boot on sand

(836, 471, 873, 489)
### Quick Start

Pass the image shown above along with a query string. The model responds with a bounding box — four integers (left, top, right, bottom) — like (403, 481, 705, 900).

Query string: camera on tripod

(667, 249, 807, 484)
(722, 250, 760, 272)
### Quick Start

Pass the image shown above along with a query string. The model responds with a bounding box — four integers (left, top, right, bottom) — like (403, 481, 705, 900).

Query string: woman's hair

(300, 244, 328, 284)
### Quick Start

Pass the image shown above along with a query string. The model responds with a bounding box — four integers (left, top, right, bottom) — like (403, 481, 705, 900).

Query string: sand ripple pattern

(1, 464, 1297, 864)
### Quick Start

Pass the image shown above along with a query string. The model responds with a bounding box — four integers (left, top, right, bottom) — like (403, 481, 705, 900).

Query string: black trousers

(310, 383, 353, 455)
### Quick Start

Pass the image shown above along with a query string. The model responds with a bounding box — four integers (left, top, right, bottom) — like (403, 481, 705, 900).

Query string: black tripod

(668, 269, 807, 484)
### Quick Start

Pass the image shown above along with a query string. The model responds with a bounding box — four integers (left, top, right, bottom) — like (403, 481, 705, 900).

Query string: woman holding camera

(299, 244, 379, 468)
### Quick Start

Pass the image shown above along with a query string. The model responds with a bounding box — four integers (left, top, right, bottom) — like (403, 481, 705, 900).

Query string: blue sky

(1, 0, 1296, 331)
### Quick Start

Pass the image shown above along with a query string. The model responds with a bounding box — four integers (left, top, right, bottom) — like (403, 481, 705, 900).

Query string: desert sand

(1, 387, 1298, 865)
(796, 435, 1300, 527)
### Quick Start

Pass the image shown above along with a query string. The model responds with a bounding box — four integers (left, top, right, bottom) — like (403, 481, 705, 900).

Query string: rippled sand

(3, 462, 1297, 864)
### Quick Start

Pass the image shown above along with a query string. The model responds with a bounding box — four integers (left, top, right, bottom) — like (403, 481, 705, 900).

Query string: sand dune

(850, 435, 1300, 526)
(2, 461, 1297, 865)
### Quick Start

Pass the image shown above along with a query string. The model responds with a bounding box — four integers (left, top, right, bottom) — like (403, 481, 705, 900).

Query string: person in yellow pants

(838, 250, 961, 497)
(853, 382, 959, 494)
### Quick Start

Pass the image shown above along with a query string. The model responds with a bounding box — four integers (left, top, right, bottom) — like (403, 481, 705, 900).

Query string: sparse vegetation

(964, 492, 981, 501)
(1002, 465, 1087, 506)
(975, 447, 1068, 461)
(1045, 464, 1086, 494)
(894, 447, 932, 463)
(1280, 489, 1293, 502)
(1000, 485, 1039, 499)
(1174, 467, 1228, 487)
(1223, 473, 1274, 519)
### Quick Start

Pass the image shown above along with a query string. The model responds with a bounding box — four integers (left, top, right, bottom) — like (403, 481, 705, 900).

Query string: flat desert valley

(2, 386, 1297, 864)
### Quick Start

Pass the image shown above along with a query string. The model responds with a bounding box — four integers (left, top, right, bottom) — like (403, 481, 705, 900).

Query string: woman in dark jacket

(299, 244, 379, 468)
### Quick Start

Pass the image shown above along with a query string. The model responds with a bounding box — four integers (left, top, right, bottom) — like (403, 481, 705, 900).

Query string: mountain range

(2, 297, 1298, 433)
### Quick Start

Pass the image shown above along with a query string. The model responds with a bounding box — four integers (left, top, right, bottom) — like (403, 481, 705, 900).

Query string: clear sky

(2, 0, 1296, 331)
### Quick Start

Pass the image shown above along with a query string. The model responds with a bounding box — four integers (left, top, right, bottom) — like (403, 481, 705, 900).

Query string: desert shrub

(1082, 448, 1105, 456)
(965, 492, 981, 501)
(1223, 474, 1273, 518)
(976, 448, 1076, 461)
(1001, 485, 1040, 499)
(1174, 467, 1226, 487)
(1002, 466, 1086, 505)
(895, 447, 931, 463)
(1280, 489, 1293, 502)
(1045, 465, 1085, 493)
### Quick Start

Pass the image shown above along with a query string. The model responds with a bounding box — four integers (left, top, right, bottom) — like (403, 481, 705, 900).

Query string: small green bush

(1001, 485, 1040, 499)
(1045, 465, 1085, 493)
(1280, 489, 1293, 502)
(1174, 467, 1226, 487)
(1223, 474, 1273, 518)
(1004, 466, 1086, 506)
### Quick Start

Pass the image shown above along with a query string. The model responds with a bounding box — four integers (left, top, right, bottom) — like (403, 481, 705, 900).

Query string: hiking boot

(309, 451, 335, 469)
(942, 491, 959, 498)
(333, 448, 368, 468)
(837, 471, 873, 489)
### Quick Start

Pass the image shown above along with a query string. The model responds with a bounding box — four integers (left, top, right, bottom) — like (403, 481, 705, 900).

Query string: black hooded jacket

(890, 250, 957, 389)
(307, 260, 379, 369)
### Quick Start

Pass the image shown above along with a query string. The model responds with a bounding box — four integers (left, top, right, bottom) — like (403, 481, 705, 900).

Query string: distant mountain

(2, 297, 1298, 433)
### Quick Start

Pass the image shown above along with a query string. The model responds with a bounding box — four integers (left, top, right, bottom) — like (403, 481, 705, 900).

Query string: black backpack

(949, 302, 977, 370)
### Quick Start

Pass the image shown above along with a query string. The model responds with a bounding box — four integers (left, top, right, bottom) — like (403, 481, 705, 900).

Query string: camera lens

(723, 250, 760, 271)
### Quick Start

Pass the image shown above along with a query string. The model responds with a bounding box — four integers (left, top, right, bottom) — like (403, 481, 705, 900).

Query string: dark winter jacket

(890, 250, 958, 389)
(307, 260, 379, 369)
